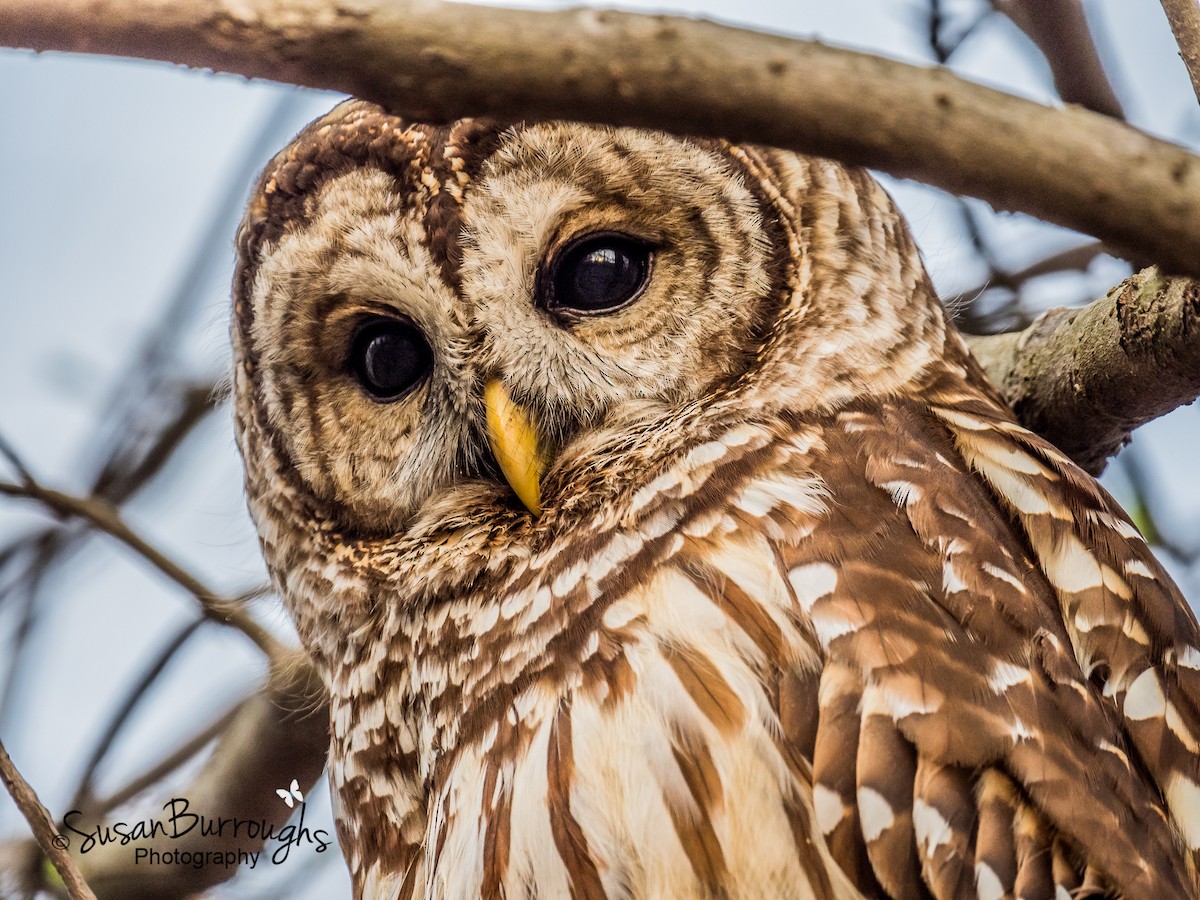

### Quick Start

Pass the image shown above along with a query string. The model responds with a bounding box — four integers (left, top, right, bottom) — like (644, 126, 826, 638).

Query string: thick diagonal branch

(0, 741, 96, 899)
(2, 0, 1200, 277)
(1161, 0, 1200, 105)
(968, 268, 1200, 475)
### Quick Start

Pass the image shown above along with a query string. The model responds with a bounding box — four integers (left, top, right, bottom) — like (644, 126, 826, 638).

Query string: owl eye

(348, 317, 433, 401)
(543, 233, 653, 315)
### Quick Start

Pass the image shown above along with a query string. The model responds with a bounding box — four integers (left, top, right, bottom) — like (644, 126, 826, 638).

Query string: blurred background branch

(0, 471, 278, 655)
(994, 0, 1125, 117)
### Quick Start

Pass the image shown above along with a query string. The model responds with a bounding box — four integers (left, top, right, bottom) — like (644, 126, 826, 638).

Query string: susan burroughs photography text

(61, 797, 332, 869)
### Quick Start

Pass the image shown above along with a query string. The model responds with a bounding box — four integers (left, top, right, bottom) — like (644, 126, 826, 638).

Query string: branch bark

(2, 0, 1200, 278)
(0, 740, 97, 900)
(1161, 0, 1200, 105)
(968, 267, 1200, 475)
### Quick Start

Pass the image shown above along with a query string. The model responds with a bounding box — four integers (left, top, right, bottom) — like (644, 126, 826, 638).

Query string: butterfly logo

(276, 779, 305, 809)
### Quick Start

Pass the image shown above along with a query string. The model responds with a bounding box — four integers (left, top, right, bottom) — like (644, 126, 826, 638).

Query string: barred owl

(232, 100, 1200, 899)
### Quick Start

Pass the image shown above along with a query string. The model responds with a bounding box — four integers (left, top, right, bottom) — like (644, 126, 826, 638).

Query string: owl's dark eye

(543, 233, 653, 315)
(349, 318, 433, 401)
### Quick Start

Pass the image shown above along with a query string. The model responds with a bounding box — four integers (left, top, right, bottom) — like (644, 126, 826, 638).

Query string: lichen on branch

(968, 268, 1200, 475)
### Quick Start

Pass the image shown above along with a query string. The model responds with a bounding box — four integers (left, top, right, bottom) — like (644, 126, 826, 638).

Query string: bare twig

(0, 435, 35, 488)
(0, 477, 279, 656)
(968, 267, 1200, 474)
(0, 385, 219, 729)
(987, 240, 1108, 286)
(90, 701, 243, 818)
(70, 619, 207, 812)
(0, 739, 97, 900)
(927, 0, 989, 64)
(0, 536, 55, 729)
(1160, 0, 1200, 105)
(2, 1, 1200, 278)
(946, 239, 1110, 328)
(89, 381, 216, 503)
(994, 0, 1125, 118)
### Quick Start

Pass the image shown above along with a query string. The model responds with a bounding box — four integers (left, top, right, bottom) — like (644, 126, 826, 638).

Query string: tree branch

(2, 0, 1200, 277)
(994, 0, 1125, 118)
(967, 267, 1200, 474)
(0, 477, 279, 657)
(1160, 0, 1200, 106)
(0, 740, 96, 900)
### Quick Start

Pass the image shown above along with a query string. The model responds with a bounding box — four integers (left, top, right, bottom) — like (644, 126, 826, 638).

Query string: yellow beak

(484, 381, 548, 516)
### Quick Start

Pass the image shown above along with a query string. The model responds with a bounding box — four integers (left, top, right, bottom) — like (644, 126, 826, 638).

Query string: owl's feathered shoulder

(651, 349, 1200, 897)
(359, 347, 1200, 896)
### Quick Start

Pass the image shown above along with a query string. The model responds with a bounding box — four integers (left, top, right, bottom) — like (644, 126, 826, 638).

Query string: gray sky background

(1, 1, 1199, 896)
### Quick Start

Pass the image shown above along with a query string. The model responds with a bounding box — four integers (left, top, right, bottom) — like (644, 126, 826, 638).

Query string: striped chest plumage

(328, 417, 856, 900)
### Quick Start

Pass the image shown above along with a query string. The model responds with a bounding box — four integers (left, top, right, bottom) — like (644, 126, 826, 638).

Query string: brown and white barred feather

(232, 101, 1200, 899)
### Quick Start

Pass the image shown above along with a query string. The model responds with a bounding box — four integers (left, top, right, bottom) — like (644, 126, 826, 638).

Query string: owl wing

(674, 373, 1200, 897)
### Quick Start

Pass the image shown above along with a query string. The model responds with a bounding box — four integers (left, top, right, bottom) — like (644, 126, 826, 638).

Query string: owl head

(232, 100, 946, 545)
